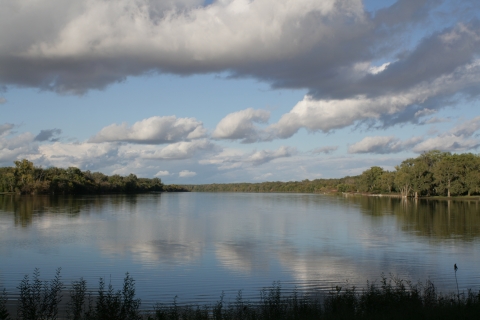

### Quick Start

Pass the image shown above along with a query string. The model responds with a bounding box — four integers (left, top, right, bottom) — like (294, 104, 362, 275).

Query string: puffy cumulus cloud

(0, 132, 38, 163)
(268, 57, 480, 138)
(179, 170, 196, 178)
(413, 135, 479, 153)
(34, 128, 62, 142)
(247, 146, 296, 165)
(89, 116, 206, 144)
(0, 125, 216, 176)
(122, 139, 215, 160)
(200, 145, 296, 169)
(348, 136, 423, 154)
(311, 146, 338, 154)
(413, 117, 480, 153)
(212, 108, 270, 143)
(37, 141, 121, 170)
(154, 170, 170, 177)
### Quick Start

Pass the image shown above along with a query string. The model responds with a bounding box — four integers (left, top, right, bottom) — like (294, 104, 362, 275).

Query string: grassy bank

(1, 270, 479, 320)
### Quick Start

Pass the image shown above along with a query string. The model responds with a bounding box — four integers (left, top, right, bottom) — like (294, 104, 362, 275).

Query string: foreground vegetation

(0, 159, 187, 194)
(186, 151, 480, 198)
(1, 270, 480, 320)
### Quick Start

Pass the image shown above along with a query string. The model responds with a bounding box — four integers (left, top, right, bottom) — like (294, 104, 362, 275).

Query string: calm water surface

(0, 193, 479, 307)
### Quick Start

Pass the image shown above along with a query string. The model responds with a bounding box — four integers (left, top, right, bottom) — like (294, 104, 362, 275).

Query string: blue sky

(1, 0, 480, 184)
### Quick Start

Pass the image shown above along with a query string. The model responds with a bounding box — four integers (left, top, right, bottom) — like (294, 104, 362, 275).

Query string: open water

(0, 192, 479, 308)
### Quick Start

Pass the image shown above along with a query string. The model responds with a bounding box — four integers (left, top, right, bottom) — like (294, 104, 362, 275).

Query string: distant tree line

(3, 151, 480, 197)
(184, 177, 356, 194)
(185, 151, 480, 197)
(0, 159, 188, 194)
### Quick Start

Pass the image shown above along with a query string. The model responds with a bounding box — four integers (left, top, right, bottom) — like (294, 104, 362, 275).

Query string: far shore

(342, 191, 480, 200)
(2, 190, 480, 201)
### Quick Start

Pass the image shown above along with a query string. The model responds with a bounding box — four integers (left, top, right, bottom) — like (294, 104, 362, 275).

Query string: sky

(1, 0, 480, 184)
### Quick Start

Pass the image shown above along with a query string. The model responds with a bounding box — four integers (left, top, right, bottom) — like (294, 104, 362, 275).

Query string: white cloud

(20, 0, 343, 61)
(179, 170, 196, 178)
(89, 116, 207, 144)
(0, 124, 39, 164)
(200, 145, 296, 169)
(368, 62, 391, 75)
(0, 132, 37, 163)
(154, 170, 170, 177)
(247, 146, 296, 166)
(133, 139, 215, 160)
(348, 136, 422, 154)
(413, 117, 480, 153)
(413, 135, 479, 153)
(212, 108, 270, 143)
(267, 59, 480, 138)
(38, 141, 120, 169)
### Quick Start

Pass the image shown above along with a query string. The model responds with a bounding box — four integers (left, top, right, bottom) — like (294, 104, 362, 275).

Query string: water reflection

(216, 241, 270, 274)
(342, 195, 480, 240)
(1, 193, 480, 304)
(0, 194, 159, 227)
(131, 240, 204, 267)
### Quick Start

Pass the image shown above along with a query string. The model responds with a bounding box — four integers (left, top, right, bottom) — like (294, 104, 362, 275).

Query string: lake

(0, 192, 479, 308)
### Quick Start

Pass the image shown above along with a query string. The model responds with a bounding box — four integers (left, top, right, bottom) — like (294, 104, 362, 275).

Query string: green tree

(456, 153, 480, 196)
(394, 161, 413, 197)
(357, 166, 385, 193)
(13, 159, 35, 193)
(417, 150, 449, 195)
(409, 158, 433, 198)
(378, 171, 395, 193)
(433, 154, 463, 197)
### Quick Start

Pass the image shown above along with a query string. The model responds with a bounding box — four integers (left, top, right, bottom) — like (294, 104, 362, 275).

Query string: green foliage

(93, 274, 141, 320)
(0, 289, 11, 320)
(17, 268, 63, 320)
(3, 151, 480, 197)
(3, 271, 480, 320)
(356, 166, 384, 193)
(0, 159, 168, 195)
(184, 177, 357, 194)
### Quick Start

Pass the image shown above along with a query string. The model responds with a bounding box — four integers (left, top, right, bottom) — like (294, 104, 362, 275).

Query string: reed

(1, 270, 480, 320)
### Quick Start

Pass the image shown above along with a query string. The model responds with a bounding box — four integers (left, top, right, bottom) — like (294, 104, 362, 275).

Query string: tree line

(2, 151, 480, 197)
(357, 151, 480, 197)
(184, 177, 356, 194)
(185, 151, 480, 197)
(0, 159, 186, 194)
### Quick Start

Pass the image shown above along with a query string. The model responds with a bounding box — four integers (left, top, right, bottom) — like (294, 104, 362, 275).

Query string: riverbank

(341, 192, 480, 200)
(2, 272, 480, 320)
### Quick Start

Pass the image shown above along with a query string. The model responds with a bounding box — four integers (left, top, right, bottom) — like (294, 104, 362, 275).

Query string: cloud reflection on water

(1, 193, 480, 300)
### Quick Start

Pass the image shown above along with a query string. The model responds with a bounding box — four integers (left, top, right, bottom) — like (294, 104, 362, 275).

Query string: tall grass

(1, 270, 479, 319)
